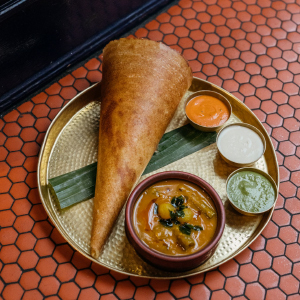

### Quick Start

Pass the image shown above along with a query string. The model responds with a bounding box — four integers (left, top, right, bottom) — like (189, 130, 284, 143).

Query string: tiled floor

(1, 0, 300, 299)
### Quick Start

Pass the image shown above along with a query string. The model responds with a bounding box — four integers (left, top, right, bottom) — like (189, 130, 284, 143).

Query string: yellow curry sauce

(133, 180, 217, 256)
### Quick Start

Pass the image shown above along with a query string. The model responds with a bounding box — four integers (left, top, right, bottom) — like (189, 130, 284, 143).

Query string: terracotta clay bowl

(125, 171, 226, 272)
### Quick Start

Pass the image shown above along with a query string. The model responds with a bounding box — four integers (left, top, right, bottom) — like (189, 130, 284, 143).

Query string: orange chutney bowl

(185, 90, 232, 132)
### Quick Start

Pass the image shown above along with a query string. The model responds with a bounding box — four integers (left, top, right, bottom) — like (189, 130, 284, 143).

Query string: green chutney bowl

(226, 167, 278, 216)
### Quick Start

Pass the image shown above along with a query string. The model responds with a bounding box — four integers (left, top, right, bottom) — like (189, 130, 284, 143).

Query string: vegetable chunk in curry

(133, 180, 218, 256)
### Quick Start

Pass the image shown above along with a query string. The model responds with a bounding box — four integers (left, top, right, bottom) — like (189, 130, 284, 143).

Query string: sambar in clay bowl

(125, 171, 225, 272)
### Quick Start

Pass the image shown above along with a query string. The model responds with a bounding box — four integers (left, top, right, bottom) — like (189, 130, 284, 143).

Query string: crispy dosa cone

(91, 38, 193, 258)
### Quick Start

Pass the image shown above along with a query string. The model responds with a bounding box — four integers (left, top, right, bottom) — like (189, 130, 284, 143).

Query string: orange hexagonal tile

(0, 227, 18, 245)
(20, 270, 40, 290)
(266, 114, 283, 128)
(20, 127, 39, 142)
(261, 100, 277, 114)
(272, 256, 292, 276)
(23, 156, 38, 172)
(60, 86, 77, 100)
(0, 244, 20, 263)
(31, 92, 48, 104)
(0, 210, 16, 227)
(272, 209, 291, 226)
(286, 197, 300, 215)
(225, 276, 245, 297)
(95, 274, 116, 294)
(25, 172, 37, 189)
(280, 166, 290, 181)
(46, 95, 64, 109)
(6, 152, 26, 169)
(39, 277, 60, 296)
(75, 269, 96, 288)
(55, 262, 77, 282)
(86, 70, 102, 83)
(58, 282, 80, 300)
(0, 177, 12, 193)
(289, 95, 300, 109)
(266, 238, 286, 257)
(3, 110, 20, 123)
(114, 280, 136, 299)
(78, 287, 99, 300)
(280, 181, 297, 198)
(0, 131, 6, 145)
(235, 248, 253, 265)
(210, 290, 231, 300)
(74, 78, 90, 91)
(265, 288, 286, 300)
(34, 117, 51, 133)
(291, 171, 300, 186)
(239, 263, 259, 283)
(10, 182, 30, 199)
(32, 220, 53, 239)
(218, 259, 239, 277)
(8, 167, 27, 183)
(2, 283, 24, 300)
(32, 104, 50, 118)
(204, 270, 225, 291)
(22, 290, 43, 300)
(18, 250, 39, 269)
(190, 284, 211, 300)
(34, 238, 55, 257)
(134, 286, 155, 300)
(16, 232, 37, 251)
(3, 122, 21, 137)
(252, 251, 272, 270)
(272, 127, 289, 142)
(285, 156, 300, 172)
(36, 257, 57, 276)
(4, 137, 23, 152)
(169, 279, 190, 298)
(17, 101, 34, 114)
(250, 236, 266, 251)
(52, 244, 73, 263)
(45, 83, 61, 95)
(14, 215, 34, 233)
(11, 198, 32, 216)
(259, 269, 279, 289)
(59, 74, 75, 86)
(279, 141, 296, 156)
(0, 193, 13, 210)
(245, 283, 265, 300)
(17, 114, 36, 128)
(279, 274, 300, 295)
(84, 58, 101, 70)
(149, 279, 170, 292)
(286, 243, 300, 262)
(29, 203, 47, 221)
(0, 263, 22, 283)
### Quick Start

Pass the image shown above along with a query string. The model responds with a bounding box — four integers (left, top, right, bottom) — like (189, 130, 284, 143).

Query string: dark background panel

(0, 0, 173, 113)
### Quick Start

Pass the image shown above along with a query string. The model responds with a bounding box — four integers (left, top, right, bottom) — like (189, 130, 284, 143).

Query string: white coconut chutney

(217, 125, 264, 164)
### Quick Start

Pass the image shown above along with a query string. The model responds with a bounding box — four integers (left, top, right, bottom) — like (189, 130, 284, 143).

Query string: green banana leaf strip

(48, 124, 217, 209)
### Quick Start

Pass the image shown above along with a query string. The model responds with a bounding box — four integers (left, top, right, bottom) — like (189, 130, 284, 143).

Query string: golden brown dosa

(91, 38, 193, 258)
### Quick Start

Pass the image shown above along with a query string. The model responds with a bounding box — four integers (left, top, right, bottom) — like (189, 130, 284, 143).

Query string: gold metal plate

(38, 78, 279, 279)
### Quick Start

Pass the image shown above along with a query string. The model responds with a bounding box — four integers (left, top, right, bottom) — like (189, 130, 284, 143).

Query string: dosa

(91, 38, 193, 258)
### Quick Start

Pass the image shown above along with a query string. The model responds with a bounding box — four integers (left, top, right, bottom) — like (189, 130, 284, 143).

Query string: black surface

(0, 0, 173, 114)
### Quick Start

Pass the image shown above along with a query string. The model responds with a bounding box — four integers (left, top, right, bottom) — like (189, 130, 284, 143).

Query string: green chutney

(227, 171, 275, 213)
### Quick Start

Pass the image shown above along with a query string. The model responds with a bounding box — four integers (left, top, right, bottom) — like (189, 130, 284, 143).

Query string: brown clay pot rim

(125, 171, 226, 263)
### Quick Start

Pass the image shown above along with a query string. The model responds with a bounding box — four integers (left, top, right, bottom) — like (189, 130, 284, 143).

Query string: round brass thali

(38, 77, 279, 279)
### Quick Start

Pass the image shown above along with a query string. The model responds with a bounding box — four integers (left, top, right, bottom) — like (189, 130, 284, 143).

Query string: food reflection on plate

(133, 179, 217, 256)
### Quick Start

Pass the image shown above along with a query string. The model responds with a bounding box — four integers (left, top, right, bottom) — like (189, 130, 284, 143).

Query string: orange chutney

(186, 95, 230, 127)
(133, 180, 217, 256)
